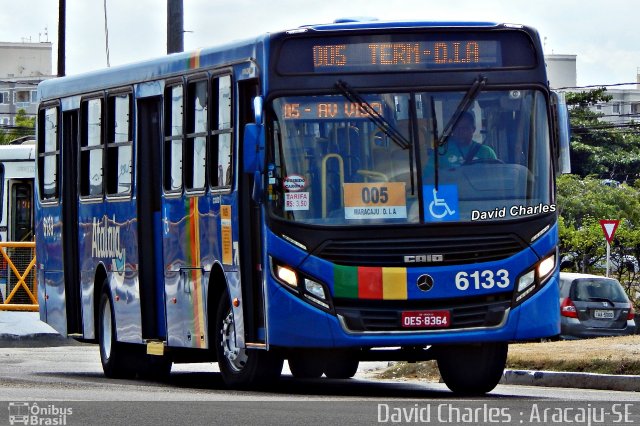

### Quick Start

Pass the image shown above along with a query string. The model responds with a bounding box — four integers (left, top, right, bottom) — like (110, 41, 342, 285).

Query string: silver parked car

(559, 272, 637, 339)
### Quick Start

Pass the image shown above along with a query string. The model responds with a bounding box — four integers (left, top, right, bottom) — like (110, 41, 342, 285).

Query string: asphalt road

(0, 344, 639, 425)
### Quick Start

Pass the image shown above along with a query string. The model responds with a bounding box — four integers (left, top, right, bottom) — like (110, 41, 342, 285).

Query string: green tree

(566, 88, 640, 181)
(558, 174, 640, 303)
(0, 109, 35, 144)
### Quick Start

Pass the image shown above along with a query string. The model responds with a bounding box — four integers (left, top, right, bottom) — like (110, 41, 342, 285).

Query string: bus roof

(38, 34, 269, 101)
(0, 143, 35, 161)
(38, 20, 535, 102)
(292, 19, 505, 32)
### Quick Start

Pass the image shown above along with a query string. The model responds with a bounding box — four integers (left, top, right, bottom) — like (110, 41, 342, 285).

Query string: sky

(1, 0, 639, 88)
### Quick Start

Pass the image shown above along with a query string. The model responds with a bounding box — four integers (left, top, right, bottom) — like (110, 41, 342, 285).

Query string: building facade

(0, 41, 54, 130)
(545, 54, 577, 90)
(546, 54, 640, 126)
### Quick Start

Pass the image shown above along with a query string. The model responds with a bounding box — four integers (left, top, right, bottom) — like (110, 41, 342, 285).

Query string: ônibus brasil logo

(8, 402, 73, 425)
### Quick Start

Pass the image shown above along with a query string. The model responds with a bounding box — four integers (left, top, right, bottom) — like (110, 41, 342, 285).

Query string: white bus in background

(0, 137, 35, 303)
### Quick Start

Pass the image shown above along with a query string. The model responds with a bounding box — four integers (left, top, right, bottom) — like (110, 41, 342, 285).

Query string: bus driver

(423, 111, 497, 179)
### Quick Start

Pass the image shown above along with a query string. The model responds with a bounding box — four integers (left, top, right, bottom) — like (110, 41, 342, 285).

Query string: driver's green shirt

(423, 141, 497, 178)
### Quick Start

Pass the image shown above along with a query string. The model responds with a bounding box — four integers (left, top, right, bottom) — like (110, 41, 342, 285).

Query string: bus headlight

(270, 257, 333, 312)
(276, 264, 298, 288)
(304, 278, 326, 300)
(515, 252, 556, 305)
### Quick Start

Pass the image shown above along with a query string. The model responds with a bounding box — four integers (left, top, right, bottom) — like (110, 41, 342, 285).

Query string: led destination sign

(282, 98, 383, 120)
(312, 40, 495, 72)
(277, 32, 536, 74)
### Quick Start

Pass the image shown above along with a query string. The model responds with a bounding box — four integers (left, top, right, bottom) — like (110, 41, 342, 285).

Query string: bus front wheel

(288, 355, 324, 379)
(214, 294, 283, 388)
(436, 342, 507, 395)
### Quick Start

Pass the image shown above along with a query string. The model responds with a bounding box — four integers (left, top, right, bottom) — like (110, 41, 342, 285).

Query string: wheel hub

(220, 310, 248, 372)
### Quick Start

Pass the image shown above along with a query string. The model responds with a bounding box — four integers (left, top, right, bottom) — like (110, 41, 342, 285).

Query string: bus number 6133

(455, 269, 510, 291)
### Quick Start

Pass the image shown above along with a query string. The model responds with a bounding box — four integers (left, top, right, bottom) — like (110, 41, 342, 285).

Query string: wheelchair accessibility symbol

(424, 185, 459, 222)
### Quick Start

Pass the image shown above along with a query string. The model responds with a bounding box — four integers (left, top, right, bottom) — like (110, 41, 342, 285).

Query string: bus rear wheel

(214, 294, 283, 388)
(436, 342, 507, 395)
(98, 289, 136, 379)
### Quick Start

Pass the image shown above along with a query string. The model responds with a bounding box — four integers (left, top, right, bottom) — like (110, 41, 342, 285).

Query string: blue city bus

(36, 19, 569, 394)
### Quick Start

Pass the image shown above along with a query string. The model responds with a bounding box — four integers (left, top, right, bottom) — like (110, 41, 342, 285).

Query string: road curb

(0, 333, 82, 348)
(502, 369, 640, 392)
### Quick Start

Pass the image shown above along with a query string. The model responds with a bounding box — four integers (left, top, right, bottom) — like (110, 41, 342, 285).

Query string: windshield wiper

(335, 80, 411, 150)
(429, 95, 441, 190)
(436, 76, 487, 148)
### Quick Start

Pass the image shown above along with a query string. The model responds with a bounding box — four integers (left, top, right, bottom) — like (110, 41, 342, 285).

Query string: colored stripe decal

(333, 265, 407, 300)
(186, 197, 206, 348)
(334, 265, 358, 298)
(358, 267, 383, 299)
(382, 267, 408, 300)
(188, 49, 201, 69)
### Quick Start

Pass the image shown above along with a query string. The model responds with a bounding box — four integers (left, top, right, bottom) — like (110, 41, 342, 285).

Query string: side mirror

(253, 96, 263, 124)
(243, 122, 264, 173)
(551, 91, 571, 174)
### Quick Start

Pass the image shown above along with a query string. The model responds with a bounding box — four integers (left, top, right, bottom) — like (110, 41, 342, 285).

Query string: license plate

(401, 310, 450, 328)
(594, 309, 615, 319)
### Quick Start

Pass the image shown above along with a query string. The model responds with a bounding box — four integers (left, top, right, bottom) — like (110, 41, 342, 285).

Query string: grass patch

(377, 360, 440, 382)
(375, 335, 640, 381)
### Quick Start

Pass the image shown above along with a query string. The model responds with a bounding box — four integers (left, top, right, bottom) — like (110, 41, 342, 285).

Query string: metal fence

(0, 242, 37, 311)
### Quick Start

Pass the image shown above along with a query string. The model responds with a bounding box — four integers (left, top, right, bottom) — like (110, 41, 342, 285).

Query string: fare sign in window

(343, 182, 406, 220)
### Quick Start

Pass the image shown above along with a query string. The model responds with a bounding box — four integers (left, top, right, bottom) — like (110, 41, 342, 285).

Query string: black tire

(214, 293, 283, 388)
(436, 342, 508, 395)
(98, 289, 136, 379)
(324, 358, 359, 379)
(137, 354, 172, 381)
(288, 356, 324, 379)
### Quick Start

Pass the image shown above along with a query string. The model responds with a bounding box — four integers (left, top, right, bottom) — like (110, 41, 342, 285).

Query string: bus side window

(37, 107, 59, 201)
(210, 75, 233, 188)
(80, 98, 104, 197)
(164, 84, 184, 192)
(185, 79, 208, 191)
(106, 93, 133, 195)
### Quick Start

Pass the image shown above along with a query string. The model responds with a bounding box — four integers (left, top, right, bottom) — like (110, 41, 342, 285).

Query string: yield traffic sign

(599, 219, 620, 243)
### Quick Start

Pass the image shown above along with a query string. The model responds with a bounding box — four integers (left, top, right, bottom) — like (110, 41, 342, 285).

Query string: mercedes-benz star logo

(416, 274, 434, 292)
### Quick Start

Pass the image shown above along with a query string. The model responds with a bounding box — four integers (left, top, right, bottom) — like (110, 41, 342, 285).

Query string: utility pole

(58, 0, 66, 76)
(167, 0, 184, 54)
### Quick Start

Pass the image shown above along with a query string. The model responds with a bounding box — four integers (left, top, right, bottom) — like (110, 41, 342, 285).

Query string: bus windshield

(269, 89, 552, 225)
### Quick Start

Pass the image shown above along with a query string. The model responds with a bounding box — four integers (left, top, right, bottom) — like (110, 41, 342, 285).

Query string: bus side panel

(163, 192, 242, 349)
(35, 206, 68, 336)
(42, 271, 67, 336)
(78, 205, 142, 344)
(110, 202, 142, 344)
(163, 196, 209, 348)
(163, 194, 238, 349)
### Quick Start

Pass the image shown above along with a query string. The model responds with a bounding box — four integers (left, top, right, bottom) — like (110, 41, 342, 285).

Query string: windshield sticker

(423, 185, 460, 222)
(221, 205, 233, 265)
(284, 192, 310, 211)
(343, 182, 407, 219)
(283, 175, 306, 192)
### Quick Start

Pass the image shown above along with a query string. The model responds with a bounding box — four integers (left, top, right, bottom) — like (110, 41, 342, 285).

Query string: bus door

(237, 78, 266, 345)
(136, 96, 166, 340)
(8, 179, 33, 242)
(5, 179, 35, 304)
(60, 109, 82, 334)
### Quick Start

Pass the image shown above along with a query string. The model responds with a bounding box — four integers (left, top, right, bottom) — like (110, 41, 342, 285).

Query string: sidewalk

(0, 311, 638, 391)
(0, 310, 72, 347)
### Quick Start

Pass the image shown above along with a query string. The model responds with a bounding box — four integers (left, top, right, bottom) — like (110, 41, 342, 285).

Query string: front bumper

(266, 272, 560, 348)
